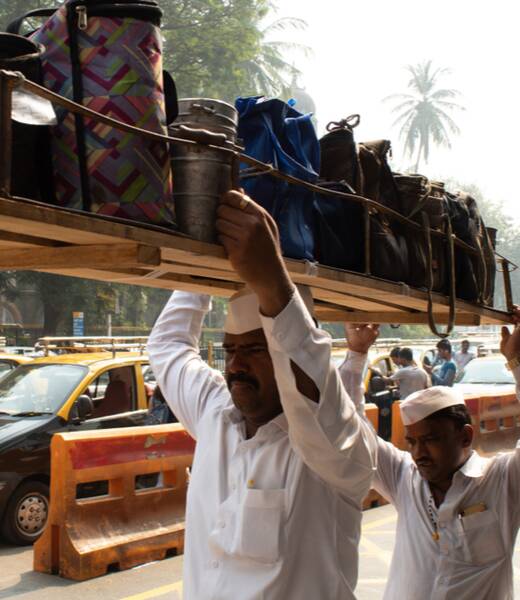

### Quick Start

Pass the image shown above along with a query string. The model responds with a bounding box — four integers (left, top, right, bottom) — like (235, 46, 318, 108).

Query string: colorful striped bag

(10, 1, 174, 224)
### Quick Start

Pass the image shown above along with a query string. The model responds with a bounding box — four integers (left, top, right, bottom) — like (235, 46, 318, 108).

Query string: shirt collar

(457, 450, 488, 479)
(221, 403, 288, 433)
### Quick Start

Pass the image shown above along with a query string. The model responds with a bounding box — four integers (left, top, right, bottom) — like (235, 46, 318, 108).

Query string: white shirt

(454, 351, 475, 371)
(342, 352, 520, 600)
(147, 291, 377, 600)
(390, 365, 430, 399)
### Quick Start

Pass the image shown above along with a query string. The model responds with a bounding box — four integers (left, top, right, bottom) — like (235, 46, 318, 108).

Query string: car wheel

(1, 481, 49, 545)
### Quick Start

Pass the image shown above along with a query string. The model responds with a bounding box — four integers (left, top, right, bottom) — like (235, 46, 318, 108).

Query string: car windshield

(459, 359, 515, 385)
(0, 363, 88, 416)
(0, 362, 13, 380)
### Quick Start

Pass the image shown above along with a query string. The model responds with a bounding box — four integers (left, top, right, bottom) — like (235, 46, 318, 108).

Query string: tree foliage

(0, 0, 308, 101)
(0, 0, 309, 336)
(385, 60, 465, 172)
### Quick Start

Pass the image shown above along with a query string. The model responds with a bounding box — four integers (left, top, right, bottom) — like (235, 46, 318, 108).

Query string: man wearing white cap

(339, 310, 520, 599)
(148, 190, 377, 599)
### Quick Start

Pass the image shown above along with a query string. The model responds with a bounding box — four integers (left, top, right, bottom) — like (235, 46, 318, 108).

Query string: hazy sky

(274, 0, 519, 223)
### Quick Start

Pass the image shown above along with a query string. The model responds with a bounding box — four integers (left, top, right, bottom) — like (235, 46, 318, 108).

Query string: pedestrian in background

(425, 340, 457, 387)
(390, 346, 402, 369)
(369, 347, 430, 399)
(454, 339, 475, 373)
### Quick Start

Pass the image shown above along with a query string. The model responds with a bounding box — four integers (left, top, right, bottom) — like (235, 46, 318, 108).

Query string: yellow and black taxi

(0, 352, 32, 380)
(0, 337, 153, 545)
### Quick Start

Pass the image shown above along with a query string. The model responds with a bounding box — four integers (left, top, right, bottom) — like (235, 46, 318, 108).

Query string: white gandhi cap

(224, 285, 314, 335)
(400, 386, 466, 426)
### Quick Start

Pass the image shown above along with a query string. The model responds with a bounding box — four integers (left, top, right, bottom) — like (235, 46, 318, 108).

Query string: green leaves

(384, 60, 464, 172)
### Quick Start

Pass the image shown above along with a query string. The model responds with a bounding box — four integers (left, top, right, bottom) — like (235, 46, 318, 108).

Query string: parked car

(0, 353, 33, 381)
(454, 356, 516, 397)
(2, 347, 35, 356)
(0, 350, 152, 545)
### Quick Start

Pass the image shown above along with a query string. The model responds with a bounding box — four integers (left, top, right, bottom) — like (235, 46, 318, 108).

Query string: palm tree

(384, 60, 464, 172)
(240, 16, 312, 98)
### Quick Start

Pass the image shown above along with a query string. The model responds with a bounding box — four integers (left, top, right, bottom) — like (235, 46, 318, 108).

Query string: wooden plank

(309, 286, 414, 313)
(39, 267, 240, 297)
(0, 231, 65, 248)
(0, 196, 228, 268)
(0, 195, 513, 326)
(0, 244, 160, 270)
(315, 307, 482, 325)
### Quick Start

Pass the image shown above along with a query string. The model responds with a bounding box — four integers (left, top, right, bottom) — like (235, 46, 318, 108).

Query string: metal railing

(37, 336, 148, 357)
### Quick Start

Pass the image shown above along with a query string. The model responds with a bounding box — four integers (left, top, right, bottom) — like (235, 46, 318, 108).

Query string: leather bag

(237, 96, 318, 261)
(8, 1, 176, 224)
(0, 33, 54, 202)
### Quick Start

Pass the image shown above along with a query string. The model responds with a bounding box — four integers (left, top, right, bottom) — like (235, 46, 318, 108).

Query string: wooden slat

(314, 307, 482, 325)
(0, 195, 513, 327)
(40, 267, 240, 297)
(0, 230, 65, 248)
(0, 196, 228, 267)
(0, 244, 160, 270)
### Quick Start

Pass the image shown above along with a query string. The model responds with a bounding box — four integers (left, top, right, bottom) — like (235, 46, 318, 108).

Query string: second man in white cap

(339, 312, 520, 600)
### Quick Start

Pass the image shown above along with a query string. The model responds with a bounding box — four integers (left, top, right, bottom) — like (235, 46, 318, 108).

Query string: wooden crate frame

(0, 71, 515, 328)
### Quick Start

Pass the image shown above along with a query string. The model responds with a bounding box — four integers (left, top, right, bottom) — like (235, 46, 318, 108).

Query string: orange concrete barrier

(465, 393, 520, 435)
(390, 393, 520, 445)
(365, 402, 378, 431)
(34, 424, 195, 581)
(390, 401, 406, 450)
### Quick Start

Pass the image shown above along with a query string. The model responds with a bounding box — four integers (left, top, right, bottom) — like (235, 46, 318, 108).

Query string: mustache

(226, 373, 259, 390)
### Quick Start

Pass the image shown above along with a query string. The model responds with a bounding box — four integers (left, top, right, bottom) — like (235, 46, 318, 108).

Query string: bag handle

(422, 212, 456, 338)
(163, 70, 178, 125)
(6, 8, 57, 35)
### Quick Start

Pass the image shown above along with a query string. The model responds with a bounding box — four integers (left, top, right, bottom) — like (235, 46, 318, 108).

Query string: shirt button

(212, 560, 219, 569)
(220, 521, 226, 529)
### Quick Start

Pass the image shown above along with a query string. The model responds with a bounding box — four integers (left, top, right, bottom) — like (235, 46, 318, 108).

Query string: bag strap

(406, 179, 432, 219)
(457, 191, 489, 304)
(480, 223, 496, 305)
(64, 4, 92, 212)
(422, 212, 456, 338)
(6, 8, 57, 35)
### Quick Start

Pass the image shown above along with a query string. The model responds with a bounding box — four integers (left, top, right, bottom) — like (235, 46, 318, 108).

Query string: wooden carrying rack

(0, 70, 516, 333)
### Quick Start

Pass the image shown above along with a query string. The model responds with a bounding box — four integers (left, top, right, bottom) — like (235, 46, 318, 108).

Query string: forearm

(147, 291, 210, 377)
(147, 291, 224, 436)
(261, 291, 377, 501)
(339, 351, 368, 416)
(436, 369, 455, 387)
(514, 366, 520, 400)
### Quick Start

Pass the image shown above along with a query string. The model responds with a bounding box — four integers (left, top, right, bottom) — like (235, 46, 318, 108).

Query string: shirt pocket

(459, 509, 504, 565)
(236, 488, 286, 564)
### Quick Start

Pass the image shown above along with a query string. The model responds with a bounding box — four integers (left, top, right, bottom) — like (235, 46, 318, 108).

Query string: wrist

(255, 276, 295, 318)
(348, 344, 371, 354)
(506, 355, 520, 371)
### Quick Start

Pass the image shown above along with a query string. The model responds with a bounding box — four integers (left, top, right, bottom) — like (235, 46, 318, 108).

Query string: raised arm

(501, 307, 520, 401)
(494, 309, 520, 516)
(147, 291, 227, 439)
(216, 191, 377, 504)
(339, 323, 412, 505)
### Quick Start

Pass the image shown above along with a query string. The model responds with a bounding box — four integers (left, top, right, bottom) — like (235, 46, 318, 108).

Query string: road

(2, 502, 520, 599)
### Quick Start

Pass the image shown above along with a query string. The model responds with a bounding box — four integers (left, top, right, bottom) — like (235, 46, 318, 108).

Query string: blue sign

(72, 312, 84, 337)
